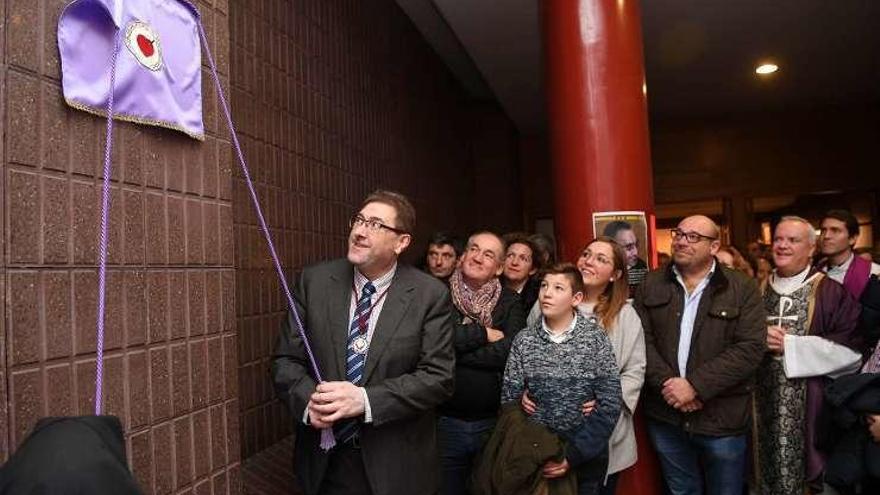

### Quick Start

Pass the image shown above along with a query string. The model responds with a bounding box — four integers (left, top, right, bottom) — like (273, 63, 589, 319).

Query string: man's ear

(572, 291, 584, 306)
(394, 234, 412, 255)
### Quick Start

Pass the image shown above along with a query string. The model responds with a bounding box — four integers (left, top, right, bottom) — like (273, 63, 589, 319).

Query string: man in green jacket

(634, 215, 766, 495)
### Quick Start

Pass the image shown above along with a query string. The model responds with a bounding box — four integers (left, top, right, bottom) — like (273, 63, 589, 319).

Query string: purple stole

(843, 255, 872, 300)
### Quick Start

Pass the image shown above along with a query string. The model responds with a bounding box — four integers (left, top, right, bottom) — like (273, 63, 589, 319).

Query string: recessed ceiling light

(755, 63, 778, 75)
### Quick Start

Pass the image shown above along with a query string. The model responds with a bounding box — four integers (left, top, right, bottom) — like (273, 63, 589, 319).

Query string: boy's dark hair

(541, 262, 585, 295)
(823, 209, 860, 238)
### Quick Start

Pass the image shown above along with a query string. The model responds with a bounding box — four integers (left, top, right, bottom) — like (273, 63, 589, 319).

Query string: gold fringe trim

(65, 97, 205, 141)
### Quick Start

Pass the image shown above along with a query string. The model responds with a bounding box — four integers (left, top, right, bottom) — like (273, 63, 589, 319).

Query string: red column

(543, 2, 661, 493)
(543, 0, 654, 263)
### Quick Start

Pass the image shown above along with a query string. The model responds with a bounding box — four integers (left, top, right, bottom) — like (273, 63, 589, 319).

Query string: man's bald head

(672, 215, 721, 274)
(681, 215, 720, 239)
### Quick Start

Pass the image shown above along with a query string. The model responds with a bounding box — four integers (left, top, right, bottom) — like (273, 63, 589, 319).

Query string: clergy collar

(827, 252, 855, 271)
(769, 265, 821, 295)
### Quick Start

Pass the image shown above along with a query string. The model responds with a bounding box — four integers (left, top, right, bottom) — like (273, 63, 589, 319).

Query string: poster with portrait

(593, 211, 649, 289)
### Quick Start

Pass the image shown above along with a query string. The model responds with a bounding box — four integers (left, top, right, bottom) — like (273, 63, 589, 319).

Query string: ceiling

(397, 0, 880, 134)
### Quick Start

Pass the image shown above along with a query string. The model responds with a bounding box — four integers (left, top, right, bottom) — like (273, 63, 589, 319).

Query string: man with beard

(755, 216, 862, 494)
(272, 190, 455, 495)
(635, 215, 765, 495)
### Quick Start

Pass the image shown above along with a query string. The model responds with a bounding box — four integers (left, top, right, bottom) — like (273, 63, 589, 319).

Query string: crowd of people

(271, 190, 880, 495)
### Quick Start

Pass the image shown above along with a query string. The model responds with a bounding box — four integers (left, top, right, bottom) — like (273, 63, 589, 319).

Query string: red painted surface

(543, 1, 662, 493)
(543, 0, 655, 263)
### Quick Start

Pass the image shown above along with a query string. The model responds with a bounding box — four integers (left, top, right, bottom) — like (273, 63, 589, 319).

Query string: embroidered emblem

(124, 20, 162, 71)
(767, 296, 799, 327)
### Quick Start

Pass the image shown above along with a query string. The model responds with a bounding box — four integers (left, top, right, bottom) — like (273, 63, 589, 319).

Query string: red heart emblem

(137, 34, 154, 57)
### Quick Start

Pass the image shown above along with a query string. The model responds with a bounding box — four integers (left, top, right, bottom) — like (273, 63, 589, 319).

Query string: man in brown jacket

(634, 215, 766, 495)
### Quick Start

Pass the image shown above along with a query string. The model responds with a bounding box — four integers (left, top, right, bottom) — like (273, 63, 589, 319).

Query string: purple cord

(195, 22, 335, 450)
(94, 33, 120, 416)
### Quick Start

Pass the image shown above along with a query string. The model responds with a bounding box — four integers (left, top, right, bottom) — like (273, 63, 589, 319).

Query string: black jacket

(823, 373, 880, 489)
(440, 286, 527, 420)
(0, 416, 142, 494)
(860, 275, 880, 357)
(518, 277, 541, 316)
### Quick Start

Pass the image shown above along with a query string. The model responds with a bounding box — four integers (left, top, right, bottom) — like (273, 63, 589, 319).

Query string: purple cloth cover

(58, 0, 204, 140)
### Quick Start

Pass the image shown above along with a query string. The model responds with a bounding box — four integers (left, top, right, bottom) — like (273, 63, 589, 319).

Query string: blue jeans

(438, 416, 497, 495)
(647, 420, 746, 495)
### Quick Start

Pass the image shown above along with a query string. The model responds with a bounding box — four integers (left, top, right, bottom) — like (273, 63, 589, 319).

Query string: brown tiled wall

(2, 1, 240, 494)
(229, 0, 522, 457)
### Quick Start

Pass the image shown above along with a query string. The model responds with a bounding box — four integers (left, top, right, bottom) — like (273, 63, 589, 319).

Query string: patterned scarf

(449, 268, 501, 327)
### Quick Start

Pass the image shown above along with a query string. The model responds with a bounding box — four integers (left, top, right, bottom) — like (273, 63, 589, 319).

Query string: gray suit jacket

(272, 259, 455, 495)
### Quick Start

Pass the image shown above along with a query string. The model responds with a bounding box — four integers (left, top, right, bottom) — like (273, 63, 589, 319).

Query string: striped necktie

(335, 281, 376, 444)
(346, 281, 376, 384)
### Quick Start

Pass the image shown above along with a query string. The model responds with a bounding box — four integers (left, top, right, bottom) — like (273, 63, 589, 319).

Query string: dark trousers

(578, 475, 603, 495)
(598, 472, 619, 495)
(438, 416, 497, 495)
(318, 443, 373, 495)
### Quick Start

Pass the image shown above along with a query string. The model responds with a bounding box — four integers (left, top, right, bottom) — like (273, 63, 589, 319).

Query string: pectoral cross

(766, 296, 799, 328)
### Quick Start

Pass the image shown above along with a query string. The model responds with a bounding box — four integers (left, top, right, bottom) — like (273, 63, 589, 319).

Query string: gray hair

(778, 215, 817, 244)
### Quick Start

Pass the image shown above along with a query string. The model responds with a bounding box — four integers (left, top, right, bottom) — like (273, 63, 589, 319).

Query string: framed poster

(593, 211, 649, 287)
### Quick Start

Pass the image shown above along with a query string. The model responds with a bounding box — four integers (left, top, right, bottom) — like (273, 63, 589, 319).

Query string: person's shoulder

(616, 302, 642, 327)
(396, 264, 449, 295)
(300, 258, 349, 279)
(499, 285, 521, 302)
(718, 265, 752, 285)
(715, 265, 760, 296)
(817, 272, 852, 300)
(642, 266, 671, 286)
(512, 325, 538, 346)
(871, 262, 880, 277)
(496, 286, 524, 314)
(577, 314, 610, 342)
(635, 267, 673, 300)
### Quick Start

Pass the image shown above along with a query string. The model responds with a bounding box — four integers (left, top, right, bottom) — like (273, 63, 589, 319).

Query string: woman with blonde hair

(527, 237, 646, 494)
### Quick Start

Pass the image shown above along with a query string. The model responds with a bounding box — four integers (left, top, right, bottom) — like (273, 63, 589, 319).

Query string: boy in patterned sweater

(502, 263, 622, 494)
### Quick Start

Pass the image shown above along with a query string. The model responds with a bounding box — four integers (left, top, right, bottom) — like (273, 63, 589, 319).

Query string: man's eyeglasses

(670, 229, 717, 244)
(349, 214, 408, 235)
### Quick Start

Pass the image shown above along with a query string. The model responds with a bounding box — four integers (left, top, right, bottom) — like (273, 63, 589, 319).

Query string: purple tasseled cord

(195, 21, 335, 450)
(94, 33, 120, 416)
